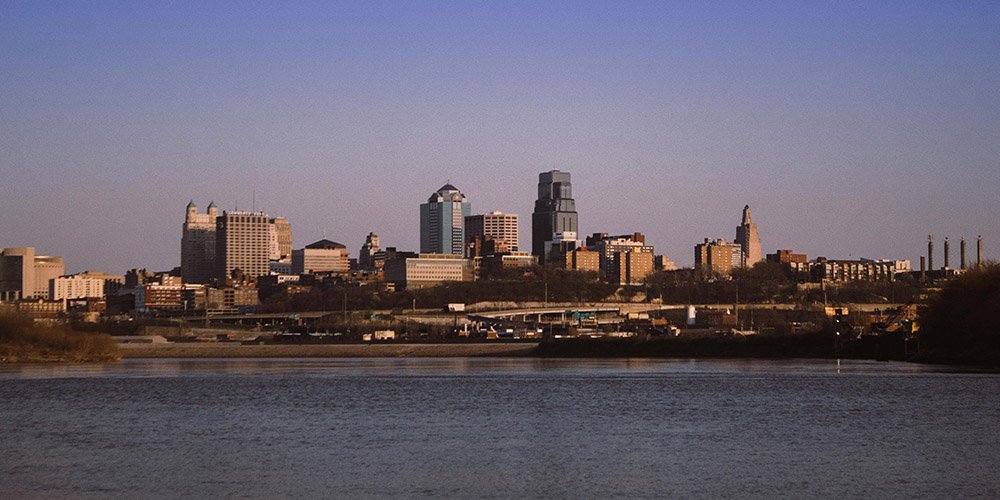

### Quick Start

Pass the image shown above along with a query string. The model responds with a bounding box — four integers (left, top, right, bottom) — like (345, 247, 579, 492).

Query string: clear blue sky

(2, 1, 998, 273)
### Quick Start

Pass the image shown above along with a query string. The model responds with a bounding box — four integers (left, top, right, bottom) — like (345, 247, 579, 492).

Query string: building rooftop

(305, 239, 347, 250)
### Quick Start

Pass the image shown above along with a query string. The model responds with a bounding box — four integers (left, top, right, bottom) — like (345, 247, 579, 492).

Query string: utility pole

(734, 282, 740, 328)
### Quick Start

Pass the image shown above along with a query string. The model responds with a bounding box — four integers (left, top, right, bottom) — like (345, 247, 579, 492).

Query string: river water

(2, 358, 999, 498)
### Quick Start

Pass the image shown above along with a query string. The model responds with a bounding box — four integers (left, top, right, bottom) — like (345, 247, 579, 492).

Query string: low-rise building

(292, 239, 350, 274)
(562, 248, 600, 272)
(767, 249, 807, 265)
(269, 259, 292, 275)
(0, 248, 65, 300)
(50, 275, 106, 300)
(466, 235, 511, 258)
(480, 252, 537, 278)
(809, 258, 898, 282)
(384, 253, 473, 289)
(13, 297, 66, 316)
(766, 250, 809, 273)
(654, 255, 678, 271)
(207, 287, 259, 311)
(587, 233, 654, 279)
(135, 284, 192, 312)
(611, 250, 654, 286)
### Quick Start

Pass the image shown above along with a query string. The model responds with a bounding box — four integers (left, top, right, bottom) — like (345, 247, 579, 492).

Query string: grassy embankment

(0, 314, 119, 363)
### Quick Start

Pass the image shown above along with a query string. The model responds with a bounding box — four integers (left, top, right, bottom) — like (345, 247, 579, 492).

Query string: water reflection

(3, 357, 1000, 498)
(1, 357, 992, 380)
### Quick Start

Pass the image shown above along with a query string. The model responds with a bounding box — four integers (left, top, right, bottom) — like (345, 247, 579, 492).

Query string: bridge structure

(171, 302, 906, 328)
(468, 302, 907, 325)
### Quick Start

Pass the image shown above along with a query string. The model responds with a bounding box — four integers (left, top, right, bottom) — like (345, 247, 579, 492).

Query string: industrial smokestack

(920, 256, 926, 283)
(928, 235, 934, 271)
(961, 238, 967, 270)
(944, 237, 951, 270)
(978, 236, 984, 267)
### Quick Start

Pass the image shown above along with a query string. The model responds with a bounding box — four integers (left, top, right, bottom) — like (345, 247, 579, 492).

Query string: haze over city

(2, 1, 999, 273)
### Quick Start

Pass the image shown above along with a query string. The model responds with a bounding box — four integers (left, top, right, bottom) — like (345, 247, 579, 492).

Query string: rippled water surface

(2, 358, 999, 498)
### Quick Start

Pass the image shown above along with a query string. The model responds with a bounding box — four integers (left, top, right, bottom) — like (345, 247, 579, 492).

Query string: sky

(2, 1, 999, 274)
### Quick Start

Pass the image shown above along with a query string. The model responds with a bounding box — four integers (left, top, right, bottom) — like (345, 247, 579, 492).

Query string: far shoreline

(118, 342, 539, 358)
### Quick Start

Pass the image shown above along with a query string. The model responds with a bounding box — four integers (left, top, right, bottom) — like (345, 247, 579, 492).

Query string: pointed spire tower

(735, 205, 762, 267)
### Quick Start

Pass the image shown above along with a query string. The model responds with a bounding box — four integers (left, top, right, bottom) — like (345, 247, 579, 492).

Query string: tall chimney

(978, 236, 983, 267)
(960, 238, 967, 270)
(944, 237, 951, 270)
(920, 256, 926, 283)
(928, 235, 934, 271)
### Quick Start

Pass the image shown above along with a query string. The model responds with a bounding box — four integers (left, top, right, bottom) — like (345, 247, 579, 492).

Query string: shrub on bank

(0, 313, 120, 363)
(917, 263, 1000, 366)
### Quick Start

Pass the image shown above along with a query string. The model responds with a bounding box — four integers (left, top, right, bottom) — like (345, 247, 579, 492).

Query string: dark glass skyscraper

(532, 170, 578, 258)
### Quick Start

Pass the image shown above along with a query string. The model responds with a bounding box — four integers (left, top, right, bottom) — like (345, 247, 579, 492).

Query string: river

(2, 358, 999, 498)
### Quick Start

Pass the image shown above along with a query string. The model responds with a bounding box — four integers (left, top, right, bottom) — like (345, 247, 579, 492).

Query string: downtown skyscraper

(215, 211, 272, 282)
(181, 201, 218, 284)
(735, 205, 763, 267)
(420, 184, 471, 255)
(532, 170, 578, 258)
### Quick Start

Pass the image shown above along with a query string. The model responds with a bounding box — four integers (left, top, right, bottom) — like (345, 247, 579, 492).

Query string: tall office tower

(269, 217, 293, 261)
(216, 211, 272, 282)
(0, 247, 65, 300)
(359, 232, 380, 270)
(532, 170, 578, 258)
(420, 184, 471, 255)
(465, 211, 519, 251)
(735, 205, 762, 267)
(181, 201, 219, 284)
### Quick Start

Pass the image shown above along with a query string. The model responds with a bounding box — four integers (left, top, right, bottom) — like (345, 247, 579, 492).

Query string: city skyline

(2, 2, 999, 273)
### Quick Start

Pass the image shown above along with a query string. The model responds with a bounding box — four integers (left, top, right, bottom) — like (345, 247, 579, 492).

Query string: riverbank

(0, 314, 119, 363)
(119, 342, 538, 358)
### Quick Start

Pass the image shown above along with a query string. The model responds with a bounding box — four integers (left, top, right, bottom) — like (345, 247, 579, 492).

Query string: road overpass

(470, 302, 906, 322)
(173, 302, 905, 327)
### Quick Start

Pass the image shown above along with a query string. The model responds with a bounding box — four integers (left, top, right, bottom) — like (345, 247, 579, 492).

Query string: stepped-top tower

(735, 205, 762, 267)
(420, 184, 471, 255)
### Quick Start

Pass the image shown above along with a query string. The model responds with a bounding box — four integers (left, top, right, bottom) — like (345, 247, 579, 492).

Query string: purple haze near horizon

(2, 1, 999, 274)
